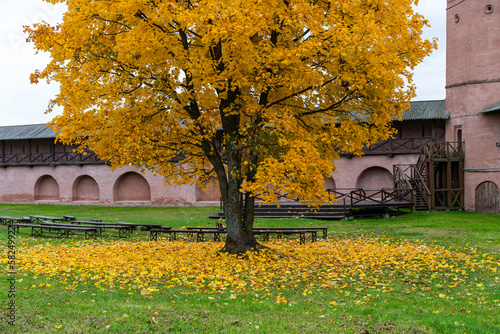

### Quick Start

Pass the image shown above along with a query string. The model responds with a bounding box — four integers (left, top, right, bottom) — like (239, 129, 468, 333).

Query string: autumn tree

(27, 0, 435, 253)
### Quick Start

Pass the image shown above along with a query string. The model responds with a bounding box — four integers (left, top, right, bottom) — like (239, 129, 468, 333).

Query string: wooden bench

(254, 226, 328, 238)
(41, 221, 133, 238)
(115, 222, 141, 230)
(30, 215, 65, 223)
(185, 226, 222, 235)
(12, 223, 98, 239)
(138, 224, 165, 231)
(253, 229, 318, 244)
(0, 216, 31, 225)
(149, 228, 225, 242)
(150, 228, 185, 241)
(185, 226, 328, 238)
(150, 227, 320, 244)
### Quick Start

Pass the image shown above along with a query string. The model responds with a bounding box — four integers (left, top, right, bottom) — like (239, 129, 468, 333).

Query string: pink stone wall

(34, 175, 60, 200)
(113, 172, 151, 202)
(331, 154, 419, 189)
(73, 175, 100, 201)
(0, 152, 422, 206)
(195, 177, 220, 202)
(0, 164, 205, 206)
(463, 171, 500, 211)
(355, 167, 393, 190)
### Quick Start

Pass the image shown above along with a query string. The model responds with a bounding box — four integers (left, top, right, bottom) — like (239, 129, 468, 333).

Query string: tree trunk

(219, 179, 259, 254)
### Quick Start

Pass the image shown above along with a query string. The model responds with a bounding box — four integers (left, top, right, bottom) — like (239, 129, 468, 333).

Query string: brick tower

(446, 0, 500, 212)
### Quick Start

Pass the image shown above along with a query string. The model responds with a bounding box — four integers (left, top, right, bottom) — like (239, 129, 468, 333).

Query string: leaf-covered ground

(4, 237, 498, 304)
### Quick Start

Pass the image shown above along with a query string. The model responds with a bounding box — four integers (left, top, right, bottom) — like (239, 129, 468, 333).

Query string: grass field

(0, 204, 499, 333)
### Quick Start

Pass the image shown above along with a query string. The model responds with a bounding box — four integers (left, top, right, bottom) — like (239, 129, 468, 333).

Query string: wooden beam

(459, 159, 464, 209)
(447, 161, 452, 209)
(28, 139, 32, 163)
(429, 160, 435, 210)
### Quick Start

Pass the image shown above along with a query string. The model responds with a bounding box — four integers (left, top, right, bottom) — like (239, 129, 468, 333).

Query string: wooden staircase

(409, 179, 429, 211)
(394, 141, 464, 211)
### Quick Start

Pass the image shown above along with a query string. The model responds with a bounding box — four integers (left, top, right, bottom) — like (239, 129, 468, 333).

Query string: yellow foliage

(25, 0, 436, 233)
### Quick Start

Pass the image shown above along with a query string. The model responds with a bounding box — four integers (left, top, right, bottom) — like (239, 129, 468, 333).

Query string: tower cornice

(446, 78, 500, 89)
(447, 0, 466, 10)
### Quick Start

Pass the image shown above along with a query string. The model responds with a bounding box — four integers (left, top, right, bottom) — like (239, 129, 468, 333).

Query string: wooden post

(429, 143, 435, 210)
(459, 159, 464, 209)
(28, 139, 32, 163)
(447, 160, 452, 209)
(429, 160, 435, 210)
(431, 120, 436, 141)
(51, 142, 55, 163)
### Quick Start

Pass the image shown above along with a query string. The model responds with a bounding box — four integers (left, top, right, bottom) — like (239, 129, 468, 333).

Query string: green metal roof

(481, 101, 500, 114)
(401, 100, 449, 121)
(0, 124, 56, 141)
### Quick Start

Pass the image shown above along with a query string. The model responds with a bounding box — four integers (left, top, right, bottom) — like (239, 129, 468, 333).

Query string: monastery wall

(331, 154, 419, 190)
(0, 164, 219, 206)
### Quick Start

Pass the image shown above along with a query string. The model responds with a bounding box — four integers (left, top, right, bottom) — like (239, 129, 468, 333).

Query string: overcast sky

(0, 0, 447, 127)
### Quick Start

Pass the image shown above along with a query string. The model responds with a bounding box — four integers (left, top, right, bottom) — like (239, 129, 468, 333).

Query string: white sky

(0, 0, 447, 127)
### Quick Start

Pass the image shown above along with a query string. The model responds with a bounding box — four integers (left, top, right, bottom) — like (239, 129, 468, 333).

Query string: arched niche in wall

(475, 181, 499, 213)
(195, 176, 220, 202)
(113, 172, 151, 202)
(323, 176, 336, 192)
(73, 175, 100, 202)
(355, 167, 393, 192)
(34, 175, 60, 201)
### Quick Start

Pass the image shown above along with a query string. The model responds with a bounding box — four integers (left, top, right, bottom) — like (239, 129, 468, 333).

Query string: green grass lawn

(0, 204, 499, 333)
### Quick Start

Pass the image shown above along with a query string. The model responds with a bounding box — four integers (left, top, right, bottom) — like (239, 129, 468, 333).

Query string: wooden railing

(434, 189, 463, 209)
(393, 164, 431, 210)
(393, 164, 414, 190)
(329, 188, 414, 205)
(418, 141, 464, 163)
(0, 151, 105, 166)
(218, 187, 415, 218)
(340, 137, 432, 156)
(328, 187, 415, 216)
